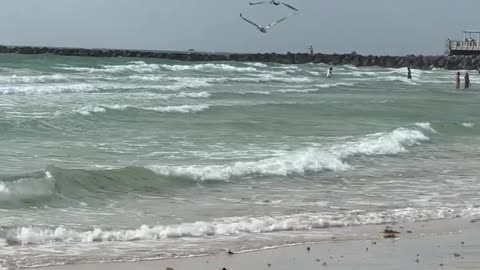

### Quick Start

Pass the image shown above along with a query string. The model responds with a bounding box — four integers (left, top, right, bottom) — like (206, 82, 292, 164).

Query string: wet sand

(40, 217, 480, 270)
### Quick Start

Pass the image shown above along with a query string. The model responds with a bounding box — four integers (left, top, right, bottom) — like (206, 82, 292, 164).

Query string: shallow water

(0, 54, 479, 269)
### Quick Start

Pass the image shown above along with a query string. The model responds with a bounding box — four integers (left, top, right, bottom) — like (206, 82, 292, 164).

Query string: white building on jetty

(448, 30, 480, 55)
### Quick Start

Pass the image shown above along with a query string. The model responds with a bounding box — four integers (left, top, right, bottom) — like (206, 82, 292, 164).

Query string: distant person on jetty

(465, 72, 470, 89)
(407, 67, 412, 79)
(327, 67, 333, 78)
(456, 72, 461, 89)
(308, 46, 314, 54)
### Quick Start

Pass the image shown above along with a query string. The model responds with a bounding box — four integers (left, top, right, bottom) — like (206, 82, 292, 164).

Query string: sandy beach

(38, 217, 480, 270)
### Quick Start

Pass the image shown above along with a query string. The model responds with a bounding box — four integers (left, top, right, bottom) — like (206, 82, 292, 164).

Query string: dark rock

(384, 226, 400, 234)
(227, 250, 234, 255)
(383, 233, 396, 238)
(0, 44, 476, 69)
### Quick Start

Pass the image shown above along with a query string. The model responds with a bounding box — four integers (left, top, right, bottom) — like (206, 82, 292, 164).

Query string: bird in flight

(240, 13, 290, 33)
(249, 1, 299, 11)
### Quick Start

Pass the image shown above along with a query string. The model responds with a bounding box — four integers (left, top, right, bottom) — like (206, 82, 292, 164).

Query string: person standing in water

(407, 67, 412, 79)
(456, 72, 461, 89)
(465, 72, 470, 89)
(327, 67, 333, 78)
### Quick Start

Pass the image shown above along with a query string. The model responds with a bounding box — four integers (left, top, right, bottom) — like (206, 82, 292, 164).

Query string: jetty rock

(0, 45, 479, 70)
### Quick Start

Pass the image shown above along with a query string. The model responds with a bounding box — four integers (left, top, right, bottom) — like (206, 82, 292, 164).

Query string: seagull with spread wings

(240, 13, 289, 33)
(249, 1, 299, 11)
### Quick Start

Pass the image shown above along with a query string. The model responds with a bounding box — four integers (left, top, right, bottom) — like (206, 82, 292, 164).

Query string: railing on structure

(449, 40, 480, 51)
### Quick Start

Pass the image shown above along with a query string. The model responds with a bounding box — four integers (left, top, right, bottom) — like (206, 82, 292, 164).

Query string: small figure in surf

(407, 67, 412, 79)
(455, 72, 461, 89)
(464, 72, 470, 89)
(327, 67, 333, 78)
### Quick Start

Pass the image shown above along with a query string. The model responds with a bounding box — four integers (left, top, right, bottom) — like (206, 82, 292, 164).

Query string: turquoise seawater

(0, 54, 479, 269)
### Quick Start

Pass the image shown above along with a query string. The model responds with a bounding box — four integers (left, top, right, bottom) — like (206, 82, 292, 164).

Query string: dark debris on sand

(383, 226, 400, 238)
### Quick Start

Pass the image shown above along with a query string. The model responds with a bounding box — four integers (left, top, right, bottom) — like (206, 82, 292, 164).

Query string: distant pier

(448, 31, 480, 56)
(0, 45, 479, 70)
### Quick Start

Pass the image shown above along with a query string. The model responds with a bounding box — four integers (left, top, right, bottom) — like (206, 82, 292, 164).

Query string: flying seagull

(249, 1, 299, 11)
(240, 13, 289, 33)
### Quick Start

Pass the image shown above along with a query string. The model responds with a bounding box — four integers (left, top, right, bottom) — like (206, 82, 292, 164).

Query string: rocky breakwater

(0, 45, 479, 70)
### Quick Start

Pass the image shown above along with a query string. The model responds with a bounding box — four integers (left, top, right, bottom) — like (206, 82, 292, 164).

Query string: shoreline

(36, 217, 480, 270)
(0, 45, 479, 70)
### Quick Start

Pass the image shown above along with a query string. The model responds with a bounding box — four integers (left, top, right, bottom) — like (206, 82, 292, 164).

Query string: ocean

(0, 54, 479, 269)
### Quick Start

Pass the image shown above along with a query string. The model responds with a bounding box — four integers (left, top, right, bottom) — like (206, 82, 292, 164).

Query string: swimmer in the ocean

(327, 67, 333, 78)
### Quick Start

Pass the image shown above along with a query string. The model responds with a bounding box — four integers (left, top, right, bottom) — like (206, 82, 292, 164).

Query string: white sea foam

(75, 105, 106, 116)
(0, 171, 55, 202)
(276, 88, 319, 93)
(332, 127, 430, 157)
(0, 74, 68, 84)
(6, 206, 479, 245)
(148, 148, 348, 181)
(218, 75, 312, 84)
(146, 104, 210, 113)
(273, 65, 300, 70)
(175, 91, 211, 98)
(149, 125, 431, 181)
(380, 75, 419, 85)
(0, 84, 98, 95)
(414, 122, 438, 133)
(316, 82, 355, 88)
(148, 91, 211, 99)
(159, 79, 211, 91)
(78, 104, 210, 114)
(160, 63, 257, 73)
(58, 62, 161, 74)
(462, 122, 475, 128)
(0, 183, 9, 194)
(128, 75, 166, 82)
(244, 62, 268, 68)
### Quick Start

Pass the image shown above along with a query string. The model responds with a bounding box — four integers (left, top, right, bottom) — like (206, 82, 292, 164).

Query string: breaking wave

(160, 63, 257, 73)
(143, 104, 210, 113)
(148, 149, 348, 181)
(76, 104, 210, 115)
(244, 62, 268, 68)
(58, 62, 160, 74)
(0, 171, 55, 204)
(148, 125, 433, 181)
(75, 105, 106, 116)
(215, 75, 312, 84)
(0, 84, 98, 95)
(5, 206, 479, 245)
(0, 74, 68, 84)
(316, 82, 355, 88)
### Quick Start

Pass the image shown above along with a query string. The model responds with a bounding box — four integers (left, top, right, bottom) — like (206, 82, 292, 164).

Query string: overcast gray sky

(0, 0, 478, 55)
